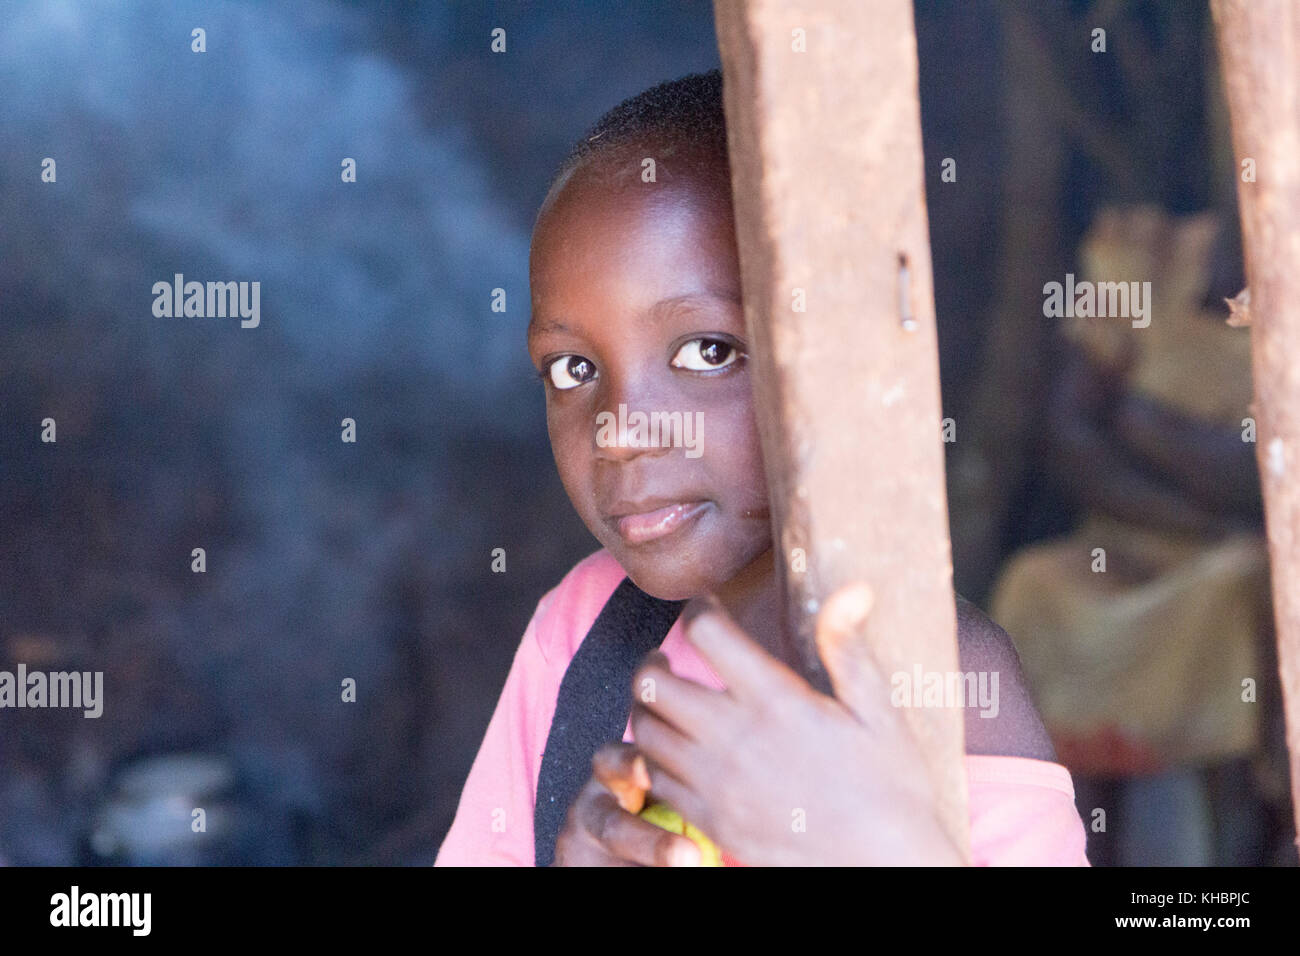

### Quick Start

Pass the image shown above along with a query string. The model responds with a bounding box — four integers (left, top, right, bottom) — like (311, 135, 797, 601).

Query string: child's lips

(611, 500, 710, 544)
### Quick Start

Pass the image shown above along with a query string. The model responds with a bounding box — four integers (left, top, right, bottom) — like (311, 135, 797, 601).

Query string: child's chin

(616, 555, 711, 603)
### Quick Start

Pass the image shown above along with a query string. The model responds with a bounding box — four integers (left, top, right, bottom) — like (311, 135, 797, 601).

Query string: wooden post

(714, 0, 969, 856)
(1212, 0, 1300, 847)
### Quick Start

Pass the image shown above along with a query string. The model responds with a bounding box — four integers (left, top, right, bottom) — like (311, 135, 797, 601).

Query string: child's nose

(591, 368, 683, 460)
(592, 401, 675, 462)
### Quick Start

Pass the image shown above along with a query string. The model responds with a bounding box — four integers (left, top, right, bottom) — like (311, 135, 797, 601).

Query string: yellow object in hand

(639, 802, 723, 866)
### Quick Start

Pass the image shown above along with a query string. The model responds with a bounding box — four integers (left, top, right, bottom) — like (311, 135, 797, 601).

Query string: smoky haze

(0, 0, 720, 864)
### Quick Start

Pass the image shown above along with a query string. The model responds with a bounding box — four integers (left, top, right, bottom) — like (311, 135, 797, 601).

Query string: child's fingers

(813, 583, 889, 725)
(630, 700, 705, 788)
(576, 785, 702, 867)
(631, 649, 736, 743)
(591, 742, 651, 814)
(638, 764, 711, 839)
(553, 827, 639, 867)
(555, 777, 629, 867)
(680, 594, 804, 702)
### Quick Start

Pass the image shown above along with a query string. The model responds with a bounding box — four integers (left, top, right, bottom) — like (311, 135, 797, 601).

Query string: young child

(435, 70, 1090, 866)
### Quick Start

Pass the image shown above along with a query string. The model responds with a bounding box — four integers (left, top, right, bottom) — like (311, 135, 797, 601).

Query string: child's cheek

(697, 378, 768, 498)
(546, 402, 594, 497)
(548, 400, 630, 547)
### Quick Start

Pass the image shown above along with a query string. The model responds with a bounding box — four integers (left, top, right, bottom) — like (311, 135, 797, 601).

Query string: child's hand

(629, 585, 964, 866)
(552, 741, 707, 867)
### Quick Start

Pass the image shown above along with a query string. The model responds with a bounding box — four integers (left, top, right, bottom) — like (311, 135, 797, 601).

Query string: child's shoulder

(954, 594, 1058, 763)
(531, 548, 627, 666)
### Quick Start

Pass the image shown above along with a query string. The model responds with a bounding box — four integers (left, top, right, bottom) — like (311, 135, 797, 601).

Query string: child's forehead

(538, 139, 729, 225)
(531, 191, 736, 303)
(528, 208, 741, 344)
(532, 163, 732, 268)
(528, 143, 738, 326)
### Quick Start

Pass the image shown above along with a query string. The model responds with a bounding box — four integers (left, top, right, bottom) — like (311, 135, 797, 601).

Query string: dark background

(0, 0, 1276, 865)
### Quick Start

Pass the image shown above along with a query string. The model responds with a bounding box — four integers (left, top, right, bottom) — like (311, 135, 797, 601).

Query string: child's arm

(954, 598, 1090, 866)
(434, 596, 560, 866)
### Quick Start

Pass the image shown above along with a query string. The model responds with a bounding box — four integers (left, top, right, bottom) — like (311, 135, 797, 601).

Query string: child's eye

(546, 355, 598, 390)
(671, 338, 738, 371)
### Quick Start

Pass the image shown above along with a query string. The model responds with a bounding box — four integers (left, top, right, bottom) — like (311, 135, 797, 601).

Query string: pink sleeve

(433, 550, 626, 866)
(433, 591, 563, 867)
(965, 755, 1091, 866)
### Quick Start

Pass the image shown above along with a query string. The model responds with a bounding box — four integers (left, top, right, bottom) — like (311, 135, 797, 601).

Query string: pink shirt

(435, 549, 1090, 866)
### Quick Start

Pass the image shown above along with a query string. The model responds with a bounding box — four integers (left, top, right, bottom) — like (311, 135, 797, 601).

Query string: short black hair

(541, 69, 729, 208)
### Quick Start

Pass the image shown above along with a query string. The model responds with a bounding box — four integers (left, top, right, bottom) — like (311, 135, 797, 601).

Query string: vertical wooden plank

(1212, 0, 1300, 847)
(714, 0, 968, 856)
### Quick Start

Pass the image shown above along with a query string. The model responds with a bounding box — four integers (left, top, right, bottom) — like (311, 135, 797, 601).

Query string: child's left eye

(671, 338, 738, 371)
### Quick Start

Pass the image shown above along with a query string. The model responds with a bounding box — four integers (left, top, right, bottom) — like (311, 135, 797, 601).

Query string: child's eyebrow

(528, 290, 743, 342)
(527, 317, 571, 339)
(648, 291, 743, 316)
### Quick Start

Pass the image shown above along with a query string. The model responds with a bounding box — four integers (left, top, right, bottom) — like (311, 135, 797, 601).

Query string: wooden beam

(714, 0, 969, 856)
(1212, 0, 1300, 848)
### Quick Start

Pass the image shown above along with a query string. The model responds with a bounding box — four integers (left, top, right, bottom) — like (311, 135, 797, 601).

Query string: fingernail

(631, 755, 651, 791)
(828, 584, 873, 629)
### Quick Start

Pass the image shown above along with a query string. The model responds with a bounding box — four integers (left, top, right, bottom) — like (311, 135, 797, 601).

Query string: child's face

(528, 144, 772, 600)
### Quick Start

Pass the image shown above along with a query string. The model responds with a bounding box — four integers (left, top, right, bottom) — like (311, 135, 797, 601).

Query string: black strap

(533, 578, 685, 866)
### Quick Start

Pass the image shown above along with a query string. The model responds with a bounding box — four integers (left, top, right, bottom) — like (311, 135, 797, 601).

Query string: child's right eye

(546, 355, 598, 390)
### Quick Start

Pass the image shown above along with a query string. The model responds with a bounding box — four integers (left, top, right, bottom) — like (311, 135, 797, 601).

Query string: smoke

(0, 0, 720, 863)
(2, 0, 531, 394)
(0, 0, 545, 864)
